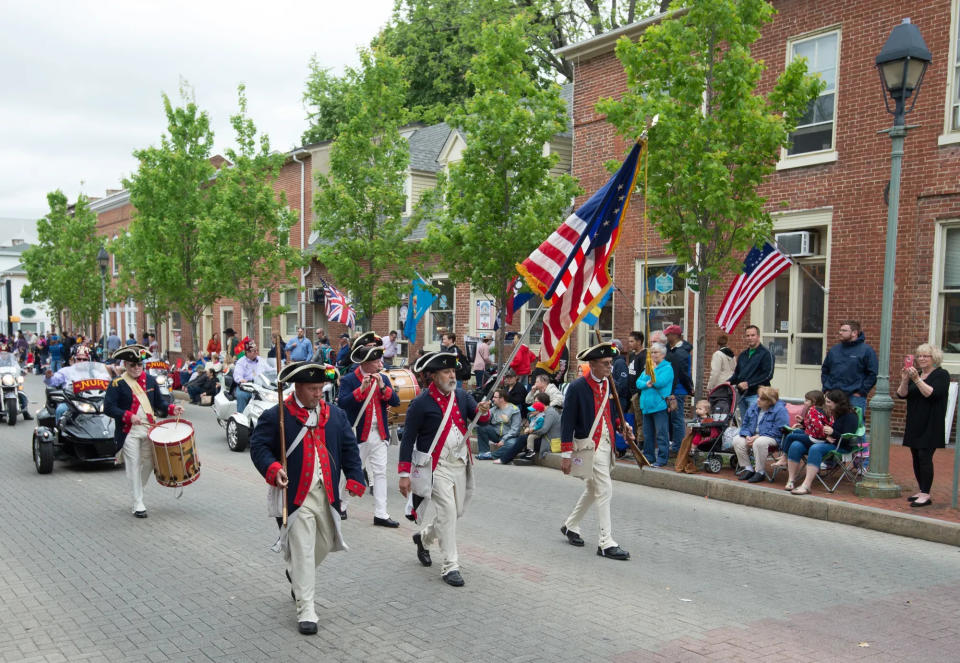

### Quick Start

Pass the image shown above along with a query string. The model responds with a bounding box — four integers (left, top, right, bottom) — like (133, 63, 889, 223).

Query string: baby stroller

(689, 383, 739, 474)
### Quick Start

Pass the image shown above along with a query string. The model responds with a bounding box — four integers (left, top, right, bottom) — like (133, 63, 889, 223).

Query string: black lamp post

(97, 247, 109, 356)
(856, 19, 931, 498)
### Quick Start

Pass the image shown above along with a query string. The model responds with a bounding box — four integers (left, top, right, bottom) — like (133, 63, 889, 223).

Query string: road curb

(536, 454, 960, 547)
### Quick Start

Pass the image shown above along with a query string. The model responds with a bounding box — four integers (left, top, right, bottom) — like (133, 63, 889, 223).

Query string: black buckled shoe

(374, 516, 400, 528)
(339, 509, 347, 521)
(413, 533, 431, 566)
(134, 510, 148, 519)
(597, 545, 630, 560)
(442, 570, 465, 587)
(298, 621, 318, 635)
(561, 525, 584, 547)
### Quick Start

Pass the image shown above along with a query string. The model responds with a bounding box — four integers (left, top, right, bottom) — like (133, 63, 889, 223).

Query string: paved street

(2, 374, 959, 662)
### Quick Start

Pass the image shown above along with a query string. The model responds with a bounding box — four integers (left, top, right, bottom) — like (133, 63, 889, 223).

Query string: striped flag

(324, 281, 356, 329)
(517, 142, 642, 371)
(715, 243, 792, 333)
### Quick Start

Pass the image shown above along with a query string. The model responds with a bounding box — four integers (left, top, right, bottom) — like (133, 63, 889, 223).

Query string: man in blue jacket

(665, 325, 694, 454)
(821, 320, 877, 417)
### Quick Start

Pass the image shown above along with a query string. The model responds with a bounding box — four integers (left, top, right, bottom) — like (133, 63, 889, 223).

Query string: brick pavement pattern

(2, 376, 960, 662)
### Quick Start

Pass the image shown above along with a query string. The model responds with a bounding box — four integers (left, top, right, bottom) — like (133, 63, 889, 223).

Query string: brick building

(556, 0, 960, 418)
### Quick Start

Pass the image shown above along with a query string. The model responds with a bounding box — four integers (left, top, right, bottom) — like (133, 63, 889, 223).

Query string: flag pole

(464, 297, 547, 439)
(274, 334, 288, 527)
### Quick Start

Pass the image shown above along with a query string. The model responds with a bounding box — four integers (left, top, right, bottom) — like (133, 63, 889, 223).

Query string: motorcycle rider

(47, 345, 96, 423)
(233, 342, 268, 415)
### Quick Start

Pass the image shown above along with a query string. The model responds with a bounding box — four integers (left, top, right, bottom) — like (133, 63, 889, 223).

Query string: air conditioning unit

(774, 230, 817, 257)
(311, 288, 325, 304)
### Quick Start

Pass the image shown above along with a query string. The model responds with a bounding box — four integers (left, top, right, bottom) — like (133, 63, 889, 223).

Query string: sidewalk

(533, 443, 960, 547)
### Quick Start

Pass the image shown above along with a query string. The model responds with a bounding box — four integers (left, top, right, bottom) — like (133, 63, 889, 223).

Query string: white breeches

(564, 436, 617, 549)
(358, 436, 389, 519)
(419, 456, 467, 575)
(287, 483, 339, 623)
(123, 425, 153, 513)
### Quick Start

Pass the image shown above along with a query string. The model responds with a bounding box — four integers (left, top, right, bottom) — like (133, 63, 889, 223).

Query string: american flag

(715, 243, 792, 333)
(517, 142, 642, 371)
(324, 281, 356, 329)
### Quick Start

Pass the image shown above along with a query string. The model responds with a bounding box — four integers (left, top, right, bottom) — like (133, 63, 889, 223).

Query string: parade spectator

(525, 372, 563, 409)
(779, 389, 828, 484)
(224, 328, 238, 358)
(611, 339, 631, 405)
(335, 334, 351, 367)
(15, 331, 28, 365)
(664, 325, 693, 454)
(147, 333, 158, 355)
(726, 325, 774, 421)
(501, 369, 527, 411)
(206, 332, 221, 357)
(62, 331, 75, 359)
(508, 333, 536, 387)
(821, 320, 878, 418)
(105, 329, 122, 354)
(787, 389, 859, 495)
(706, 333, 736, 392)
(440, 333, 471, 387)
(732, 386, 789, 483)
(382, 330, 399, 367)
(126, 333, 137, 346)
(637, 342, 674, 467)
(513, 393, 562, 464)
(897, 344, 949, 508)
(472, 336, 493, 388)
(268, 335, 286, 361)
(187, 368, 219, 405)
(285, 327, 314, 362)
(476, 388, 522, 460)
(48, 335, 63, 372)
(626, 331, 645, 427)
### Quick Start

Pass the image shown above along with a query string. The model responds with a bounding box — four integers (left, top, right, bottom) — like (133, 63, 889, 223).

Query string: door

(759, 261, 827, 398)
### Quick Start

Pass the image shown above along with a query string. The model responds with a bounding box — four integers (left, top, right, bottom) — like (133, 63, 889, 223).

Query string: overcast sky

(0, 0, 395, 221)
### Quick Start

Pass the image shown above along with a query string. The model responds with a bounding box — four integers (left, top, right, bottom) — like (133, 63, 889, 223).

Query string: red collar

(284, 395, 329, 427)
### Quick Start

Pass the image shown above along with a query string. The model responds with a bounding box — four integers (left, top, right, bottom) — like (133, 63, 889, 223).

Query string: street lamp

(856, 18, 931, 498)
(97, 246, 109, 359)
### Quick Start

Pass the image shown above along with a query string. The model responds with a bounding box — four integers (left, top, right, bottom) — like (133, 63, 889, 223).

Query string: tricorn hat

(413, 351, 460, 373)
(278, 361, 338, 384)
(113, 344, 149, 363)
(576, 342, 619, 362)
(350, 344, 384, 364)
(351, 331, 382, 352)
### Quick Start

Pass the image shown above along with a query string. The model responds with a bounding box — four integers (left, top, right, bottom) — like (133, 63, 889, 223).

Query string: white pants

(287, 484, 338, 624)
(358, 436, 390, 519)
(419, 455, 467, 575)
(732, 435, 778, 474)
(564, 435, 617, 549)
(123, 425, 153, 513)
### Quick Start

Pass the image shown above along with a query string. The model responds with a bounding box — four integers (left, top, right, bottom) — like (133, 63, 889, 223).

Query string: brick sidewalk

(621, 443, 960, 524)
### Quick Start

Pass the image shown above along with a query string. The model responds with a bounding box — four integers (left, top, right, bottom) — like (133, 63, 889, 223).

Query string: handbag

(409, 393, 456, 499)
(570, 381, 608, 479)
(200, 393, 213, 406)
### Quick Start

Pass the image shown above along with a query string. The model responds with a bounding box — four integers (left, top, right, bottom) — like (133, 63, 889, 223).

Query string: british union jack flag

(324, 282, 356, 329)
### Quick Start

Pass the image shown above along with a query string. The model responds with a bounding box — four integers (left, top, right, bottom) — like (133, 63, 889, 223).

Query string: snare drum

(386, 368, 420, 426)
(149, 419, 201, 488)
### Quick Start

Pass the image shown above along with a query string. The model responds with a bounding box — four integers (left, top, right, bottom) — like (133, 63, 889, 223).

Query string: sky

(0, 0, 396, 221)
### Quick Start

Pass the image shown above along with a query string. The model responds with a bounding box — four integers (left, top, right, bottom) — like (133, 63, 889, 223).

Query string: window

(523, 296, 544, 345)
(261, 303, 272, 350)
(112, 234, 119, 276)
(937, 225, 960, 354)
(126, 299, 137, 340)
(403, 175, 413, 215)
(947, 0, 960, 138)
(170, 312, 182, 353)
(283, 289, 299, 337)
(787, 30, 839, 156)
(637, 262, 686, 334)
(428, 278, 454, 344)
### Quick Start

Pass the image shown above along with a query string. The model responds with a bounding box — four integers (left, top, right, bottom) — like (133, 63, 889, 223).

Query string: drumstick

(275, 334, 288, 527)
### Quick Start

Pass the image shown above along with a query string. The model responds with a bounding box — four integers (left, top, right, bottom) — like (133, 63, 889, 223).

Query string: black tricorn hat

(278, 361, 338, 384)
(351, 331, 382, 352)
(576, 342, 619, 362)
(413, 351, 460, 373)
(224, 328, 236, 335)
(113, 344, 149, 363)
(351, 344, 384, 364)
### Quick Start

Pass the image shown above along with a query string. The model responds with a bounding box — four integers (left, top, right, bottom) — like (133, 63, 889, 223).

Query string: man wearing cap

(398, 352, 491, 587)
(558, 342, 632, 561)
(224, 328, 238, 359)
(250, 361, 365, 634)
(338, 343, 401, 528)
(335, 334, 351, 368)
(104, 345, 184, 518)
(664, 325, 694, 455)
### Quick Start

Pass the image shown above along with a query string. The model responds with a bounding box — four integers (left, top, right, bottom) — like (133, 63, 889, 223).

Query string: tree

(420, 15, 580, 361)
(300, 57, 355, 144)
(122, 89, 221, 357)
(204, 84, 303, 339)
(22, 192, 104, 334)
(597, 0, 823, 397)
(311, 49, 417, 325)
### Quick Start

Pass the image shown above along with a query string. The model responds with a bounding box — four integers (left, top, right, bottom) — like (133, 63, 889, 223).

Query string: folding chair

(815, 406, 868, 493)
(770, 402, 804, 482)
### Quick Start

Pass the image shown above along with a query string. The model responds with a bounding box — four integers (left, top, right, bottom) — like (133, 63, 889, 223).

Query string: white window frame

(940, 0, 960, 146)
(777, 26, 841, 170)
(930, 221, 960, 371)
(403, 174, 413, 215)
(170, 312, 182, 353)
(111, 234, 119, 276)
(283, 288, 299, 338)
(425, 276, 454, 351)
(633, 258, 687, 336)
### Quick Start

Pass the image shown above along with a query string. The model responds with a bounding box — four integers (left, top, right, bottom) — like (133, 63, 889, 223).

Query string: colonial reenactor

(398, 352, 491, 587)
(559, 342, 633, 561)
(337, 343, 401, 527)
(104, 344, 183, 518)
(249, 361, 365, 635)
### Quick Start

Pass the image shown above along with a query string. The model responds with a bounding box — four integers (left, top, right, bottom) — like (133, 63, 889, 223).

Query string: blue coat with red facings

(337, 368, 400, 441)
(398, 387, 488, 474)
(560, 376, 621, 448)
(249, 402, 365, 516)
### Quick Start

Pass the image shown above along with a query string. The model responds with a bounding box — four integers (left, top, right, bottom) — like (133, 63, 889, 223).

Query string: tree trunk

(190, 314, 202, 358)
(694, 276, 710, 401)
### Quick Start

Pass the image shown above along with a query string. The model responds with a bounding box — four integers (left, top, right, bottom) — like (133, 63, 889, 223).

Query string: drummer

(104, 344, 184, 519)
(338, 342, 401, 528)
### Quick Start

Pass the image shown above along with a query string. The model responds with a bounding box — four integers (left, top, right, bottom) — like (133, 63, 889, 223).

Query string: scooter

(0, 351, 26, 426)
(213, 367, 292, 452)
